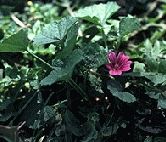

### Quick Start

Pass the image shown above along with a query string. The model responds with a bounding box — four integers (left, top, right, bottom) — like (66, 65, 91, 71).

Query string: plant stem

(44, 92, 55, 105)
(53, 100, 67, 108)
(9, 91, 38, 126)
(116, 36, 122, 50)
(101, 28, 108, 51)
(68, 79, 88, 101)
(27, 50, 54, 70)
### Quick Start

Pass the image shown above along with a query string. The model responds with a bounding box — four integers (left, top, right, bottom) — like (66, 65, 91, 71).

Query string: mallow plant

(0, 1, 166, 142)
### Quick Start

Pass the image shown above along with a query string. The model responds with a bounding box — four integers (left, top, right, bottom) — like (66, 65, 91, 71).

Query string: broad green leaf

(33, 17, 78, 45)
(158, 59, 166, 74)
(107, 80, 136, 103)
(145, 74, 166, 86)
(158, 96, 166, 109)
(40, 67, 68, 86)
(126, 72, 166, 86)
(64, 23, 78, 52)
(119, 17, 140, 36)
(40, 49, 83, 86)
(133, 61, 145, 72)
(145, 57, 159, 72)
(55, 23, 79, 59)
(0, 125, 18, 142)
(0, 30, 28, 52)
(154, 137, 166, 142)
(143, 41, 166, 73)
(107, 79, 123, 92)
(144, 40, 163, 60)
(146, 91, 160, 100)
(144, 39, 153, 52)
(73, 2, 119, 26)
(64, 110, 83, 136)
(44, 106, 55, 121)
(113, 92, 136, 103)
(81, 122, 98, 142)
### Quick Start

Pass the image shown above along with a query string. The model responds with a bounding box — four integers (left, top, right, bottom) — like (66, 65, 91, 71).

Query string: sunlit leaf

(0, 30, 28, 52)
(119, 17, 140, 36)
(73, 2, 119, 26)
(33, 17, 78, 45)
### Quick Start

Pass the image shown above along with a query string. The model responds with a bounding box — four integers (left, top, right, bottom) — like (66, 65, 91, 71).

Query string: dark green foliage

(0, 0, 166, 142)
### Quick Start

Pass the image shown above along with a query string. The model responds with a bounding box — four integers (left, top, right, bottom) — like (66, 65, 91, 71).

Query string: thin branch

(27, 50, 55, 70)
(11, 14, 27, 28)
(68, 79, 89, 101)
(9, 92, 38, 126)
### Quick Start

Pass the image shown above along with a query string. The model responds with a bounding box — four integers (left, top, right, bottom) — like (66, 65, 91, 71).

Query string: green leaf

(145, 57, 159, 72)
(0, 113, 13, 122)
(64, 23, 78, 52)
(146, 91, 160, 100)
(55, 22, 79, 59)
(40, 49, 83, 86)
(33, 17, 78, 45)
(113, 92, 136, 103)
(144, 40, 163, 60)
(73, 2, 119, 26)
(88, 74, 102, 93)
(0, 125, 18, 142)
(144, 137, 152, 142)
(0, 99, 12, 111)
(158, 59, 166, 74)
(44, 106, 55, 121)
(0, 68, 4, 80)
(119, 17, 140, 36)
(158, 96, 166, 109)
(81, 122, 98, 142)
(154, 137, 166, 142)
(125, 72, 166, 86)
(0, 30, 28, 52)
(107, 80, 136, 103)
(133, 61, 145, 72)
(145, 74, 166, 86)
(101, 123, 119, 137)
(40, 68, 68, 86)
(64, 110, 83, 136)
(30, 80, 39, 90)
(82, 43, 107, 69)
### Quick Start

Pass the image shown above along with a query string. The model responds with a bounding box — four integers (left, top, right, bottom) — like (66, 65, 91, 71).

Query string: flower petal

(109, 70, 122, 75)
(117, 52, 129, 64)
(106, 64, 113, 70)
(121, 61, 132, 71)
(122, 66, 131, 71)
(107, 52, 116, 63)
(106, 51, 132, 76)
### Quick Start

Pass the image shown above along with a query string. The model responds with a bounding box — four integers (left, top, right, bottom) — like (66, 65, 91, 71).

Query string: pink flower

(106, 51, 132, 76)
